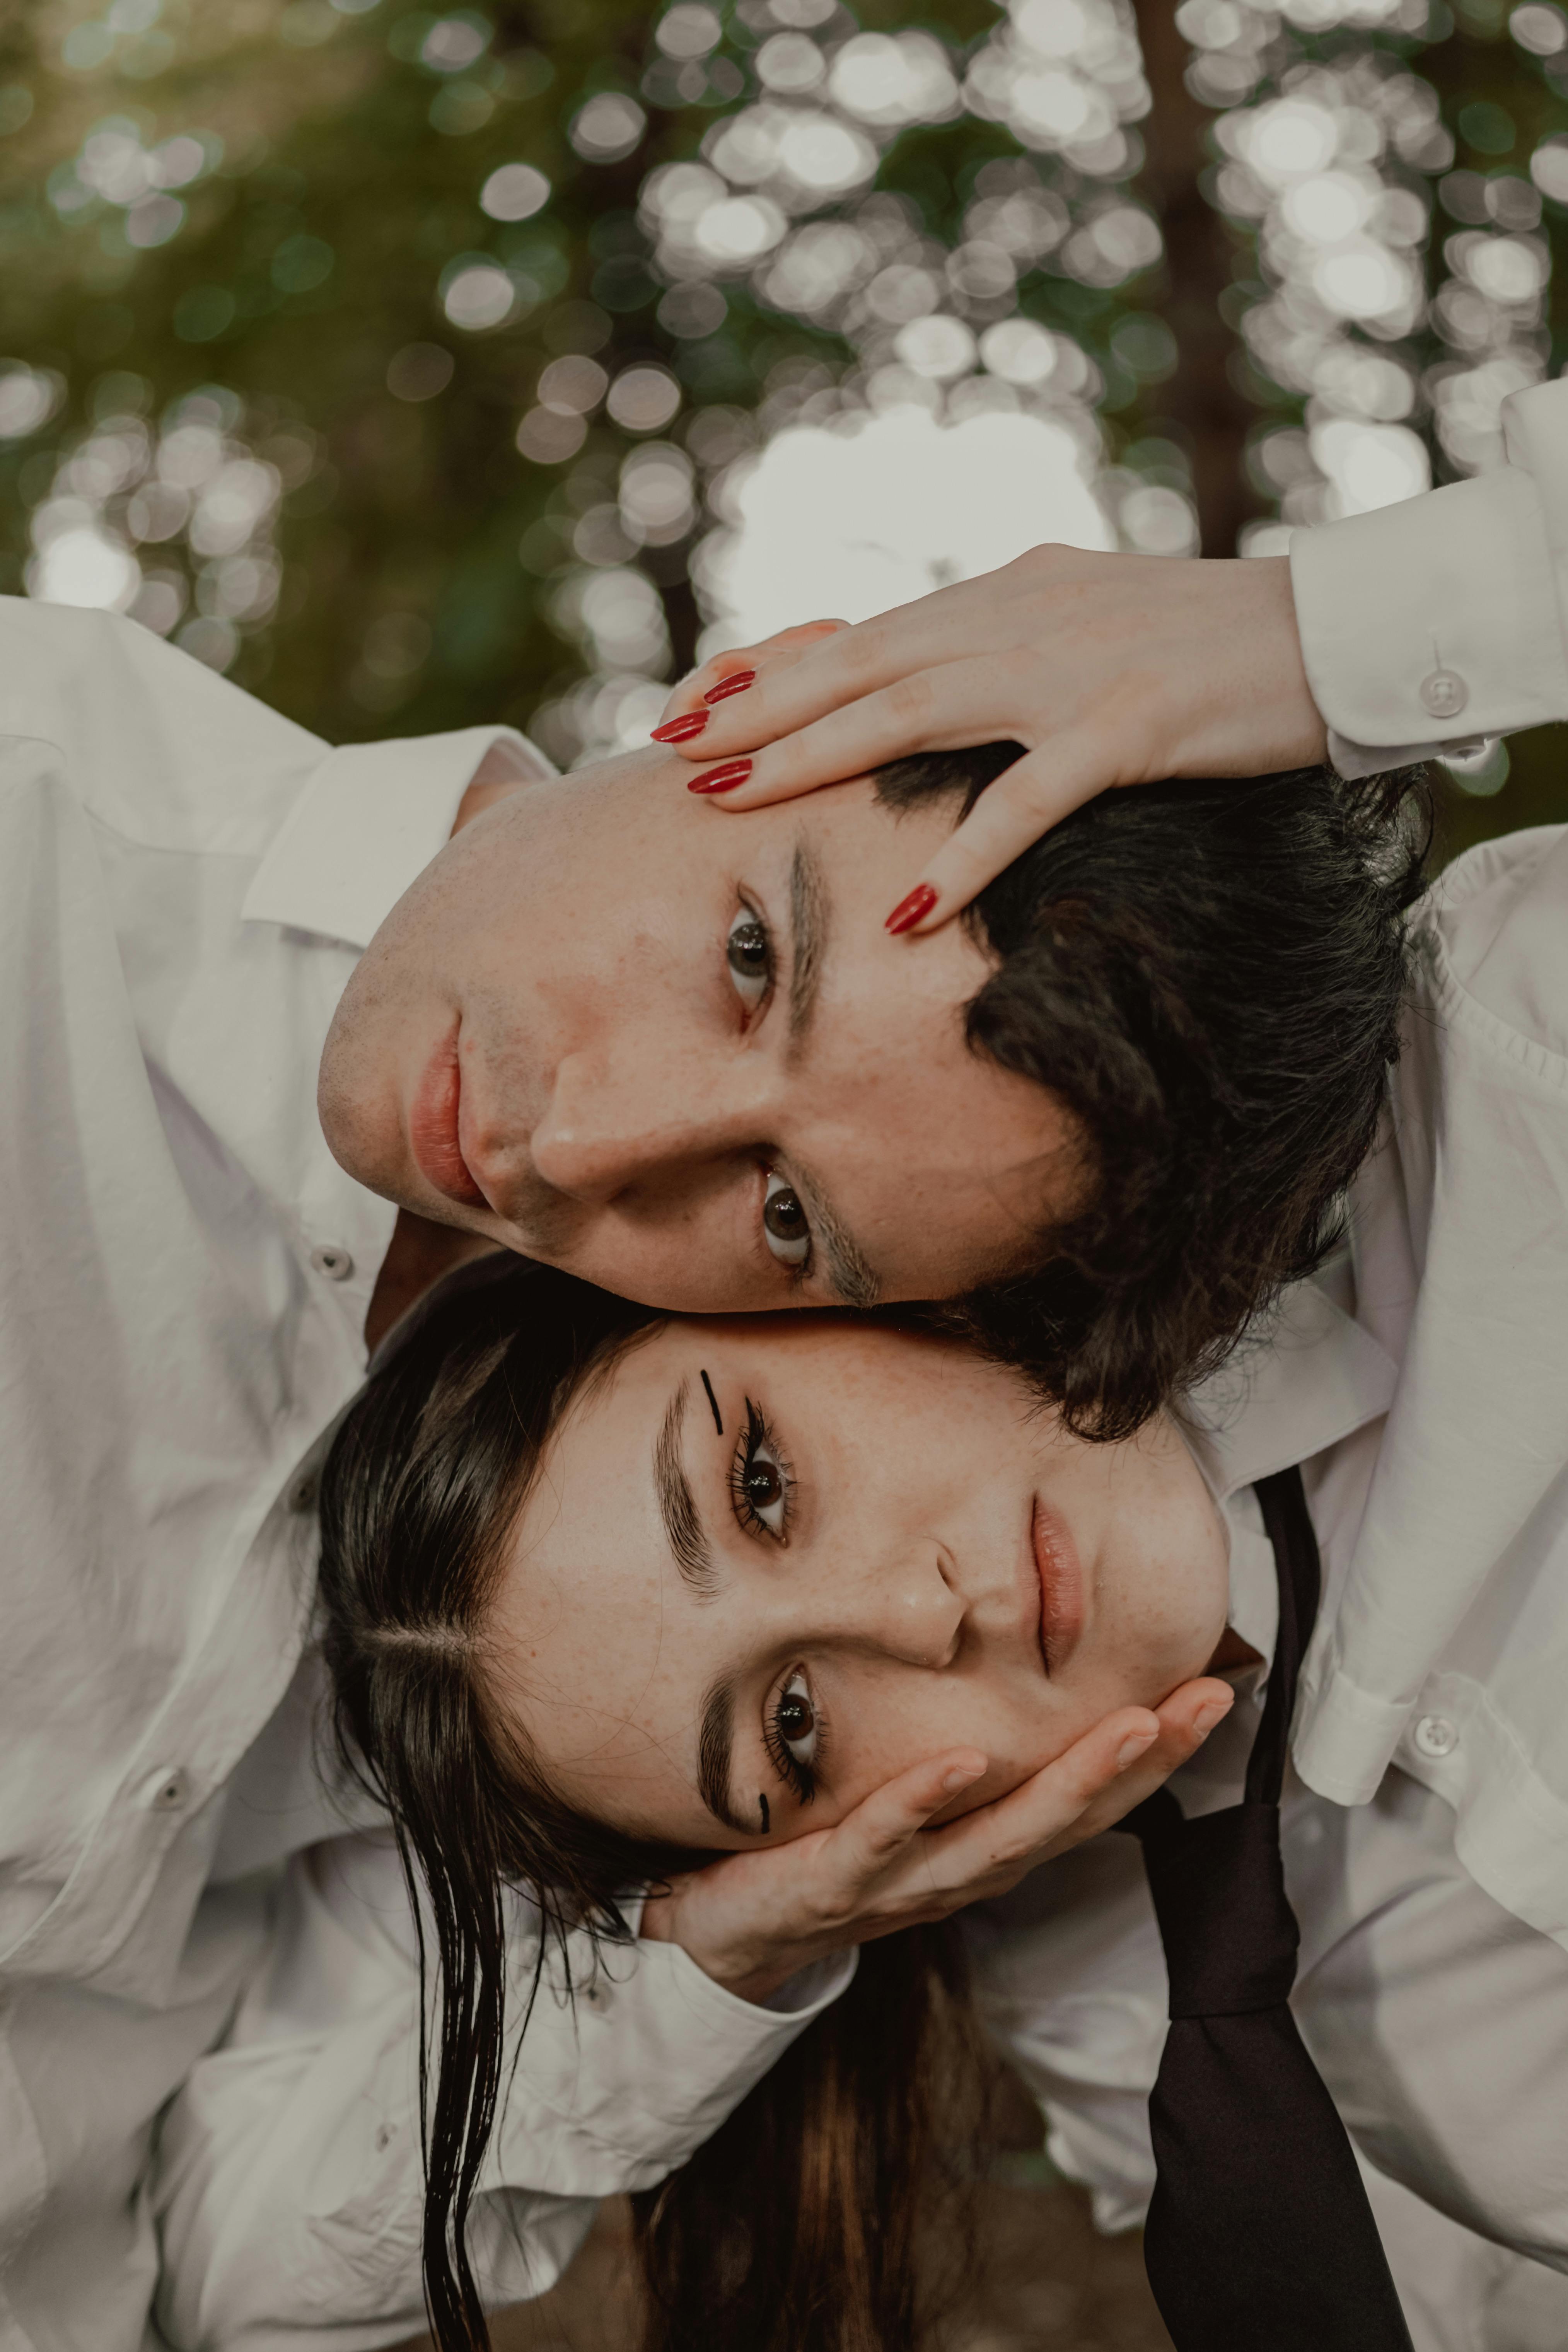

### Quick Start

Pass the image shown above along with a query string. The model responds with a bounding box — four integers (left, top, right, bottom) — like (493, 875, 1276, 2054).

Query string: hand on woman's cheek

(485, 1317, 1232, 1854)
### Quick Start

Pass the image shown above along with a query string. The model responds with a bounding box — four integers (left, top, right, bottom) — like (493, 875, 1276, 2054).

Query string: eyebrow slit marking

(700, 1369, 723, 1436)
(758, 1793, 770, 1836)
(654, 1381, 720, 1602)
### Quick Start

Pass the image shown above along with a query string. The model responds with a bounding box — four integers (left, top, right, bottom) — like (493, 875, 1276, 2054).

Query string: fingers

(655, 620, 850, 729)
(881, 735, 1125, 934)
(909, 1706, 1161, 1898)
(1052, 1678, 1236, 1849)
(660, 595, 970, 764)
(916, 1683, 1235, 1900)
(832, 1748, 989, 1872)
(679, 654, 1024, 813)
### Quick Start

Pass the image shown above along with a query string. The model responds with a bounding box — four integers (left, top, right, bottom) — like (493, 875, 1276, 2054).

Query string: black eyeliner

(758, 1792, 770, 1835)
(700, 1368, 723, 1436)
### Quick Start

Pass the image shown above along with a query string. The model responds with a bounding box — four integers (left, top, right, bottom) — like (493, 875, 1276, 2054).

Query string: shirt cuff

(485, 1930, 858, 2198)
(1290, 380, 1568, 761)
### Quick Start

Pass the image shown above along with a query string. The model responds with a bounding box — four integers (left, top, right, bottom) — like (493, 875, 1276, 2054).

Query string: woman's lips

(408, 1027, 488, 1209)
(1031, 1496, 1085, 1675)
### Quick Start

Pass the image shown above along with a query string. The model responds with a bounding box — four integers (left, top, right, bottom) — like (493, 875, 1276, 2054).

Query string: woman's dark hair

(318, 1257, 986, 2352)
(876, 752, 1432, 1438)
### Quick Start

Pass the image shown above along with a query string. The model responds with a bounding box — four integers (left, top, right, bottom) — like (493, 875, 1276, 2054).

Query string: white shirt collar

(1182, 1272, 1398, 1507)
(240, 725, 544, 950)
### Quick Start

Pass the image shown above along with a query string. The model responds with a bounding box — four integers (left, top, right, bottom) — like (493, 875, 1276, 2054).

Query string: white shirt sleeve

(1289, 378, 1568, 776)
(153, 1834, 855, 2352)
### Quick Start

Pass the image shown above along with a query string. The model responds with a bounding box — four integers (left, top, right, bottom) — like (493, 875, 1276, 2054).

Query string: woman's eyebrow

(654, 1380, 721, 1600)
(697, 1672, 749, 1835)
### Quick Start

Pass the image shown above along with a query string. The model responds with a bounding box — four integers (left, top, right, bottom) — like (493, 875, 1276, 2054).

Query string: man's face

(319, 751, 1080, 1311)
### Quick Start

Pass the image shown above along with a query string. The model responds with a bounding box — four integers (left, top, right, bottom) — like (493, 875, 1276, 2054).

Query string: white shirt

(1291, 376, 1568, 776)
(147, 829, 1568, 2342)
(0, 600, 847, 2352)
(1204, 823, 1568, 1952)
(967, 825, 1568, 2297)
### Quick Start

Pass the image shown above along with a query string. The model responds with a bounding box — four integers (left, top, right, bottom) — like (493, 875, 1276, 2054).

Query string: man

(647, 369, 1568, 2349)
(0, 591, 1416, 2350)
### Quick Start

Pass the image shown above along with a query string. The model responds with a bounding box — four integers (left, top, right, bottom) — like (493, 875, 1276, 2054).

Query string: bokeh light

(5, 0, 1562, 805)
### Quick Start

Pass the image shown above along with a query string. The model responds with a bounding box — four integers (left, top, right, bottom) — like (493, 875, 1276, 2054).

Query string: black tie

(1123, 1465, 1414, 2351)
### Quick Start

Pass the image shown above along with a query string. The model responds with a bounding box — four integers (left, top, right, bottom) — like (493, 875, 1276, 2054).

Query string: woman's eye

(762, 1171, 811, 1267)
(731, 1398, 793, 1543)
(774, 1671, 817, 1769)
(726, 909, 771, 1011)
(741, 1445, 787, 1534)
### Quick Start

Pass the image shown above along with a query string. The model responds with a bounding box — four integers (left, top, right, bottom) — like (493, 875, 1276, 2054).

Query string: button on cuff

(1412, 1714, 1458, 1760)
(1418, 669, 1468, 720)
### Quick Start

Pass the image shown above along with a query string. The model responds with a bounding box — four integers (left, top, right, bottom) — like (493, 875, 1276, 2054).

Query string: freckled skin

(484, 1315, 1230, 1851)
(319, 751, 1083, 1314)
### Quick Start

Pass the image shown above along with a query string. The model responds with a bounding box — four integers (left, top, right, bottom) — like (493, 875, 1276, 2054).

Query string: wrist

(639, 1904, 821, 2006)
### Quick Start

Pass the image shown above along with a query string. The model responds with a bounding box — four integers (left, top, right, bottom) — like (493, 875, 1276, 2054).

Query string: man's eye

(726, 909, 771, 1011)
(762, 1171, 810, 1267)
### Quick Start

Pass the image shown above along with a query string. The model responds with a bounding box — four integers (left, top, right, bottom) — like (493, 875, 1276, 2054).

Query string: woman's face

(486, 1317, 1229, 1849)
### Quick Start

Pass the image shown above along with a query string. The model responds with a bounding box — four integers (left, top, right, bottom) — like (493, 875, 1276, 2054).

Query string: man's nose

(529, 1047, 766, 1202)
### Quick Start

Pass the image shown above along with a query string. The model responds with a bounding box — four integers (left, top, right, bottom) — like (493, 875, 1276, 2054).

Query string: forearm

(152, 1843, 851, 2349)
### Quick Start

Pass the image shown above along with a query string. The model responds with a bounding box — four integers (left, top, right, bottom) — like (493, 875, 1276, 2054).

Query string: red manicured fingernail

(703, 669, 756, 706)
(688, 759, 753, 794)
(885, 882, 938, 935)
(651, 710, 709, 744)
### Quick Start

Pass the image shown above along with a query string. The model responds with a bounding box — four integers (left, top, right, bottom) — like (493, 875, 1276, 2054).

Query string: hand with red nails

(640, 1673, 1232, 2003)
(651, 553, 1324, 935)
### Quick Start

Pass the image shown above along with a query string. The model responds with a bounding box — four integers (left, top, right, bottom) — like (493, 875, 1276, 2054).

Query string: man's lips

(1031, 1496, 1085, 1676)
(408, 1027, 488, 1209)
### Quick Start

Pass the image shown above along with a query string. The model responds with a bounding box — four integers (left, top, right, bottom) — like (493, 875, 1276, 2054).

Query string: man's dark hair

(877, 750, 1432, 1440)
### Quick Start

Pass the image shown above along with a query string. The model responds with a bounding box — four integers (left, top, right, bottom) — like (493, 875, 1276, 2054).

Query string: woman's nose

(529, 1049, 760, 1202)
(813, 1548, 966, 1671)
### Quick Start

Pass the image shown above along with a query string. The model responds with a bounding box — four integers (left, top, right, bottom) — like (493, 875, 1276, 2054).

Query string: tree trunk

(1131, 0, 1262, 556)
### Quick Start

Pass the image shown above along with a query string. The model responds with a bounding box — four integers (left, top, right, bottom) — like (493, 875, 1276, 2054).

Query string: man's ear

(453, 735, 558, 832)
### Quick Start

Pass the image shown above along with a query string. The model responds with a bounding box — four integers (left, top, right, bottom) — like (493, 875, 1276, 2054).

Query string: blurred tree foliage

(0, 0, 1563, 843)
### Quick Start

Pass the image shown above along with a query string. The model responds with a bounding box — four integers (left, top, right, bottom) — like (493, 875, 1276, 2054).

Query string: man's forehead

(572, 743, 673, 788)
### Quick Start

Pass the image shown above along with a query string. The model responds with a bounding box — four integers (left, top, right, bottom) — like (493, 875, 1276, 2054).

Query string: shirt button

(1419, 669, 1468, 719)
(145, 1767, 189, 1812)
(309, 1242, 355, 1282)
(1413, 1714, 1459, 1759)
(287, 1470, 319, 1513)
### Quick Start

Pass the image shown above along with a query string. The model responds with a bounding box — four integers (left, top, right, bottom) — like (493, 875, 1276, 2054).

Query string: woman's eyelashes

(725, 904, 772, 1014)
(729, 1397, 792, 1543)
(765, 1667, 822, 1805)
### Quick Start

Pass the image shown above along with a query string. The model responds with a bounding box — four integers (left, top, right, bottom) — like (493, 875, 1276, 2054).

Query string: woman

(160, 1248, 1568, 2352)
(313, 1254, 1237, 2352)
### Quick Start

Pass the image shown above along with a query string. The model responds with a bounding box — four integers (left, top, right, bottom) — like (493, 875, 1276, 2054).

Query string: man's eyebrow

(789, 1162, 882, 1312)
(785, 836, 830, 1055)
(776, 838, 882, 1308)
(653, 1381, 720, 1601)
(697, 1673, 749, 1836)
